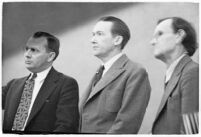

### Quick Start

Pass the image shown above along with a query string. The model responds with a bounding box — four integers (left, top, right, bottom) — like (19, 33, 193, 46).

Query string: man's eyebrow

(92, 30, 104, 34)
(95, 30, 103, 33)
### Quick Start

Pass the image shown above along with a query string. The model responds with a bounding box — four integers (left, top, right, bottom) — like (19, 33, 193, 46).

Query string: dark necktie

(12, 73, 37, 131)
(93, 65, 105, 86)
(165, 82, 168, 89)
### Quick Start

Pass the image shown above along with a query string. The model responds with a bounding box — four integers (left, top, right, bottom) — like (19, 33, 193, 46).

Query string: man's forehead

(93, 21, 113, 32)
(155, 19, 173, 32)
(26, 37, 47, 47)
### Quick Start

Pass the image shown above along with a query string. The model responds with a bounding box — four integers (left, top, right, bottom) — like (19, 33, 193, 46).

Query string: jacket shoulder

(54, 70, 78, 86)
(182, 59, 199, 74)
(125, 59, 147, 74)
(58, 71, 77, 82)
(4, 76, 27, 86)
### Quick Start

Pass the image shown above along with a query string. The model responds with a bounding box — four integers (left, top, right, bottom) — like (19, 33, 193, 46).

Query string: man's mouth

(25, 60, 32, 64)
(92, 46, 99, 50)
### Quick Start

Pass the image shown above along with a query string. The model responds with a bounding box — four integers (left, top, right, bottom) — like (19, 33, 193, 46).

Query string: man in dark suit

(80, 16, 151, 134)
(150, 17, 199, 134)
(2, 31, 79, 134)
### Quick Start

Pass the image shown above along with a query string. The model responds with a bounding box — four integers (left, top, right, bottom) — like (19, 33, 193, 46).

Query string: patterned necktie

(12, 73, 37, 131)
(93, 65, 105, 86)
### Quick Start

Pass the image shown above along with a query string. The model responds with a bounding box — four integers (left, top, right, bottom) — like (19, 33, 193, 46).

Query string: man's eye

(97, 32, 103, 36)
(31, 48, 36, 52)
(158, 32, 163, 36)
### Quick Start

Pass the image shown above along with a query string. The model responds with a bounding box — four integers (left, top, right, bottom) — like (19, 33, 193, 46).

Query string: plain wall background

(2, 2, 199, 133)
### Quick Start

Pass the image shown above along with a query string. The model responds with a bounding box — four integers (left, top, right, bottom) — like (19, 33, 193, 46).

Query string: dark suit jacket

(80, 54, 151, 134)
(152, 55, 199, 134)
(2, 67, 79, 134)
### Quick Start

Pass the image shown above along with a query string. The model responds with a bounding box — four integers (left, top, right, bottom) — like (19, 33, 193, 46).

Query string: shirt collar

(101, 52, 123, 75)
(30, 66, 52, 82)
(165, 53, 187, 83)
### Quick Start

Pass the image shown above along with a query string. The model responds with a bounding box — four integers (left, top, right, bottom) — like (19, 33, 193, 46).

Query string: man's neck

(100, 52, 123, 77)
(165, 51, 187, 68)
(163, 46, 187, 68)
(99, 50, 122, 63)
(29, 63, 53, 73)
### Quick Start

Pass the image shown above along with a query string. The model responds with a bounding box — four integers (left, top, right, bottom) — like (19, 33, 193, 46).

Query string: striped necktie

(12, 73, 37, 131)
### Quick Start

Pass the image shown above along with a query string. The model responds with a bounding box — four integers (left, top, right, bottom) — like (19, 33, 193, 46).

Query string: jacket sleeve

(107, 68, 151, 134)
(53, 77, 80, 133)
(2, 79, 15, 110)
(181, 65, 199, 114)
(180, 65, 199, 134)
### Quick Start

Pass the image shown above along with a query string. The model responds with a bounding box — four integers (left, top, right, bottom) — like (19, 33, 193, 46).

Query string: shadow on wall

(2, 2, 135, 59)
(2, 2, 199, 134)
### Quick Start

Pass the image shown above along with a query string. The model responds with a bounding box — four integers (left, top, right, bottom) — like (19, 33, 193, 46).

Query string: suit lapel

(155, 55, 192, 119)
(85, 54, 128, 103)
(26, 67, 59, 126)
(8, 76, 28, 129)
(79, 75, 96, 111)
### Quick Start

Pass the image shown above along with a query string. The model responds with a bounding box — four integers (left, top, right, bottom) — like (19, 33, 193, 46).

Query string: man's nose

(150, 38, 156, 46)
(91, 36, 96, 44)
(24, 49, 31, 58)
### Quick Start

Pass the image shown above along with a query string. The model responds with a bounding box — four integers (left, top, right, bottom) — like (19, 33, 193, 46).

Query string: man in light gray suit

(151, 17, 199, 134)
(79, 16, 151, 134)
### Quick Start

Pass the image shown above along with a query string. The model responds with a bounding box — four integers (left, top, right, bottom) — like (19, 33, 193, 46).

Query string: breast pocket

(167, 94, 180, 113)
(105, 90, 123, 113)
(43, 98, 57, 111)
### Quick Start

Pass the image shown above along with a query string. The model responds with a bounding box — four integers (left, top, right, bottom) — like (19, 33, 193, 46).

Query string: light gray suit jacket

(152, 55, 199, 134)
(80, 54, 151, 134)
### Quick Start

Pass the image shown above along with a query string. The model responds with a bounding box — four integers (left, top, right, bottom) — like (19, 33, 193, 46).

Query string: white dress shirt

(22, 66, 52, 130)
(165, 53, 187, 83)
(101, 52, 123, 77)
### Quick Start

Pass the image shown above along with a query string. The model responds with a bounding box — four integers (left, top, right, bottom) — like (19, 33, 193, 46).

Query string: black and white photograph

(1, 0, 199, 135)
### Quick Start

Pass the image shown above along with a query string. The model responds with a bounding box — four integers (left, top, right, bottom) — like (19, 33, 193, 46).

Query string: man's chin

(154, 54, 160, 59)
(94, 54, 103, 59)
(25, 64, 32, 68)
(154, 53, 166, 62)
(154, 52, 161, 58)
(25, 66, 34, 72)
(93, 52, 101, 57)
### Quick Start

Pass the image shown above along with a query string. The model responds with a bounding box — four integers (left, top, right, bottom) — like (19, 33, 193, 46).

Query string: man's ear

(176, 29, 186, 44)
(48, 52, 56, 62)
(113, 35, 123, 46)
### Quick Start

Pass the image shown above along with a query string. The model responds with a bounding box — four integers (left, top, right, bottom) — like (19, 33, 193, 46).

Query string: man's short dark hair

(158, 17, 197, 56)
(32, 31, 60, 60)
(99, 16, 130, 49)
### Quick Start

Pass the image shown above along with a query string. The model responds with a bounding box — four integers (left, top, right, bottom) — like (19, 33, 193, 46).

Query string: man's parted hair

(99, 16, 131, 49)
(32, 31, 60, 60)
(158, 17, 197, 56)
